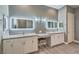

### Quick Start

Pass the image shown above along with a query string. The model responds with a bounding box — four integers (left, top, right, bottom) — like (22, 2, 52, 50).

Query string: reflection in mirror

(53, 22, 57, 28)
(47, 20, 57, 29)
(59, 22, 63, 28)
(10, 17, 35, 30)
(10, 18, 34, 30)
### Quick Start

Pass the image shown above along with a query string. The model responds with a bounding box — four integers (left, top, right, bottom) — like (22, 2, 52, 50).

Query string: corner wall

(58, 6, 67, 42)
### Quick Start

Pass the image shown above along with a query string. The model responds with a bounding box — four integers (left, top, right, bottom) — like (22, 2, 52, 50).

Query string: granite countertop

(46, 31, 64, 34)
(2, 31, 64, 39)
(3, 33, 37, 39)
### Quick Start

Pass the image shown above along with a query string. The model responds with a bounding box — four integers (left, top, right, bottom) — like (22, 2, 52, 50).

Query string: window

(46, 20, 57, 29)
(10, 17, 35, 30)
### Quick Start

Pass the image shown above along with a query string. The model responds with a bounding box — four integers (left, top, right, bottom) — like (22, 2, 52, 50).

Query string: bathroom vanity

(2, 32, 64, 54)
(2, 34, 38, 54)
(47, 32, 64, 47)
(2, 15, 64, 54)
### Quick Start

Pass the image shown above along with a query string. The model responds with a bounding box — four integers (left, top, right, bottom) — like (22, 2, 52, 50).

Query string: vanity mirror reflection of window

(10, 17, 35, 30)
(58, 21, 64, 28)
(58, 22, 64, 31)
(46, 20, 57, 29)
(59, 22, 63, 28)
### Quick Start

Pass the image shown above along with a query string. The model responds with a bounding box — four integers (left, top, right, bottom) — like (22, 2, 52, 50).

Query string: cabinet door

(32, 36, 38, 52)
(50, 33, 64, 47)
(23, 37, 33, 53)
(51, 34, 60, 46)
(58, 33, 64, 42)
(13, 38, 24, 54)
(23, 36, 38, 53)
(3, 39, 14, 54)
(54, 33, 64, 44)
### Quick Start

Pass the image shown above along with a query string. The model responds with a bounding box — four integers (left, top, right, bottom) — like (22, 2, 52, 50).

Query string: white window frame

(46, 20, 58, 30)
(10, 17, 35, 30)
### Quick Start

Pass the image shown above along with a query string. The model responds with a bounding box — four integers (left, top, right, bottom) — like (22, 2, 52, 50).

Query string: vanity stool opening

(38, 38, 48, 49)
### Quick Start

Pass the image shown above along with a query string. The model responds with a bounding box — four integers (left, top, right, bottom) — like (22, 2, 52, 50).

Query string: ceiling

(69, 5, 79, 8)
(46, 5, 79, 9)
(46, 5, 64, 9)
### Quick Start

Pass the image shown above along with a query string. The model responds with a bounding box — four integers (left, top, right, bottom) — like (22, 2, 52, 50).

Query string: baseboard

(64, 41, 73, 44)
(73, 40, 79, 43)
(64, 42, 69, 44)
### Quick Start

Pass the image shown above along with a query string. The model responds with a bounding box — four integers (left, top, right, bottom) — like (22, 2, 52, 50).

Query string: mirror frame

(10, 17, 35, 30)
(3, 16, 8, 32)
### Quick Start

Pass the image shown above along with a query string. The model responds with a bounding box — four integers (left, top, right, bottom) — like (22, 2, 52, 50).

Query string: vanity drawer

(3, 39, 15, 54)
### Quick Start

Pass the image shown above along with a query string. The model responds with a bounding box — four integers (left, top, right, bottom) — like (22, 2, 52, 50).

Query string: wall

(58, 6, 67, 42)
(58, 6, 75, 42)
(74, 8, 79, 41)
(58, 6, 67, 32)
(8, 5, 58, 35)
(0, 5, 9, 53)
(0, 5, 9, 35)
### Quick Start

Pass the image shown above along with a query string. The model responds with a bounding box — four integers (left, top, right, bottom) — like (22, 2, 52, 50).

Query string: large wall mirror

(10, 17, 35, 30)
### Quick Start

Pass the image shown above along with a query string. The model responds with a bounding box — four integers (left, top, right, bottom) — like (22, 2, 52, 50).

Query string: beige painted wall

(74, 8, 79, 41)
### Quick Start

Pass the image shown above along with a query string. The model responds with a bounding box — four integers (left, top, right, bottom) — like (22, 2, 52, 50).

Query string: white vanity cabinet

(3, 36, 38, 54)
(3, 39, 15, 54)
(23, 36, 38, 53)
(48, 33, 64, 47)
